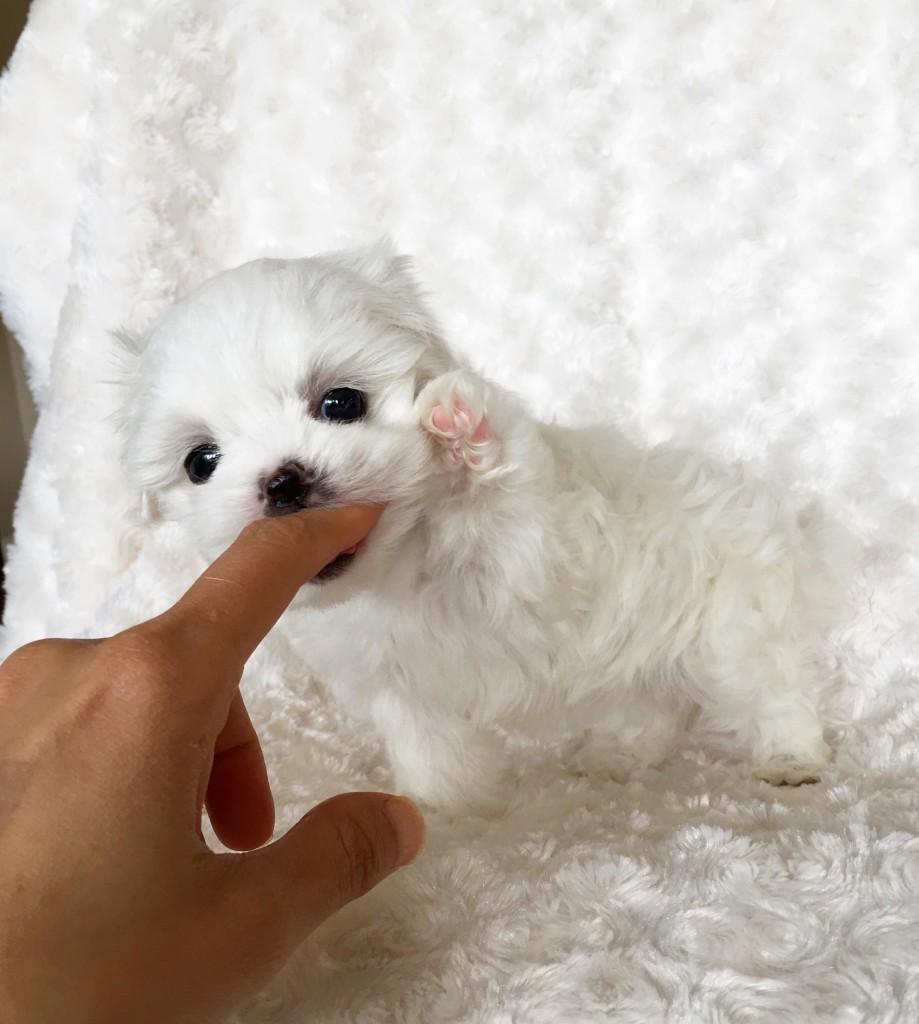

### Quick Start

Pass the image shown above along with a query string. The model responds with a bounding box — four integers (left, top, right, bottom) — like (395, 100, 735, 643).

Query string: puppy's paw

(389, 723, 510, 819)
(429, 779, 512, 820)
(417, 370, 501, 473)
(754, 742, 831, 787)
(571, 743, 644, 784)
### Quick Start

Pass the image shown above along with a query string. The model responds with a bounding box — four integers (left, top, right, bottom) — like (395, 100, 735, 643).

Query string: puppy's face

(120, 248, 454, 602)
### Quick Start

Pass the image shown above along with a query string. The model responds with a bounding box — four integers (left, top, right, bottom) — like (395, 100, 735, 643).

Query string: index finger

(149, 505, 383, 681)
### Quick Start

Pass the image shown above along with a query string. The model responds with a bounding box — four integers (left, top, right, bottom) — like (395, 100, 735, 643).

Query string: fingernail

(383, 796, 426, 867)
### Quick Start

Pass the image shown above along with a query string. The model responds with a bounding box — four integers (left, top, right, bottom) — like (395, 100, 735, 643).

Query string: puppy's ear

(109, 328, 144, 433)
(109, 328, 166, 523)
(113, 326, 146, 358)
(328, 238, 425, 307)
(327, 240, 456, 384)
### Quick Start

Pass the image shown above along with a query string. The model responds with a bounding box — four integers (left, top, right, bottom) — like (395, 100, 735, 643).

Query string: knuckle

(98, 628, 180, 700)
(0, 638, 52, 675)
(0, 637, 91, 682)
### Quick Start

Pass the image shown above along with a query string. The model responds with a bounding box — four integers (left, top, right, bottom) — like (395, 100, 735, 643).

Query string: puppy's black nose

(264, 462, 310, 514)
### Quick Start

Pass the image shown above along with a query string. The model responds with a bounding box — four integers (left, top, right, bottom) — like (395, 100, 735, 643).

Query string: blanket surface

(2, 2, 919, 1021)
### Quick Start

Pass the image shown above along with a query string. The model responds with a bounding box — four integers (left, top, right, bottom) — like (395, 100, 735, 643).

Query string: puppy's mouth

(258, 461, 371, 583)
(313, 538, 366, 583)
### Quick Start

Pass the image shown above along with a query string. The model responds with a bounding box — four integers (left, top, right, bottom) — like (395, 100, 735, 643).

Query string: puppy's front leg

(415, 368, 556, 604)
(370, 689, 508, 815)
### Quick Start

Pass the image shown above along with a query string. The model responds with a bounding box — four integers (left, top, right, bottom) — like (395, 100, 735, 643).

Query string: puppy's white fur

(119, 244, 843, 810)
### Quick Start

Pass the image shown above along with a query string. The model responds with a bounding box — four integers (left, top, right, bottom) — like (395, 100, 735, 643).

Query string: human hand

(0, 506, 425, 1024)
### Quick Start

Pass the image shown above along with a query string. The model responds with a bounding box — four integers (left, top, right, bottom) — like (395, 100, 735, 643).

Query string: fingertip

(205, 745, 276, 852)
(382, 796, 426, 868)
(247, 792, 425, 931)
(301, 502, 386, 542)
(240, 503, 385, 579)
(209, 800, 276, 852)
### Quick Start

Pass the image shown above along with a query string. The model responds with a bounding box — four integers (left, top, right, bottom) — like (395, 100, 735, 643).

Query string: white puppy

(120, 243, 842, 810)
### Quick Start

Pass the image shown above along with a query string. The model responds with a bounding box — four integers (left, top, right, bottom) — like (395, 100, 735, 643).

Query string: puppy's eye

(184, 444, 221, 484)
(320, 387, 366, 422)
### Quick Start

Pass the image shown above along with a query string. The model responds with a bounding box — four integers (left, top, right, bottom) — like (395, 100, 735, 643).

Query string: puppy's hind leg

(690, 615, 831, 786)
(571, 687, 694, 781)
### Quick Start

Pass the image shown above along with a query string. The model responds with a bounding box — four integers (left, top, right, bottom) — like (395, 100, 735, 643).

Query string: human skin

(0, 505, 425, 1024)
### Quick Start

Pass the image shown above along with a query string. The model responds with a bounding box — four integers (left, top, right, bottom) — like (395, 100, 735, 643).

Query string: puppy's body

(121, 246, 839, 809)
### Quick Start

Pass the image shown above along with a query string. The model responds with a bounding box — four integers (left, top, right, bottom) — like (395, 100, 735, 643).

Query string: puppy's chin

(293, 541, 382, 609)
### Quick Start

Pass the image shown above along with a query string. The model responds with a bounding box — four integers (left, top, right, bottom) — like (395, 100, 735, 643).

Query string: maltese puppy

(119, 243, 841, 810)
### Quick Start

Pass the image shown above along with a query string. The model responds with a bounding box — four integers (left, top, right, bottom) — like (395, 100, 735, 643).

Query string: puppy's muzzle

(260, 461, 359, 582)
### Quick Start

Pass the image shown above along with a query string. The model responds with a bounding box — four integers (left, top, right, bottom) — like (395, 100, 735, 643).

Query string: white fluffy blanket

(2, 2, 919, 1021)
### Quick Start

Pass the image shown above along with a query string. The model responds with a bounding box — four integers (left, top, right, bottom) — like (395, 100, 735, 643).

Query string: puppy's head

(119, 244, 455, 602)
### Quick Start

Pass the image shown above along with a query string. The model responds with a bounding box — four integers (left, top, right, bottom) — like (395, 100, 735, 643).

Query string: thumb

(233, 792, 425, 959)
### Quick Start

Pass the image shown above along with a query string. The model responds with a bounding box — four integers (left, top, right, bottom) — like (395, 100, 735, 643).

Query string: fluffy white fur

(120, 245, 842, 809)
